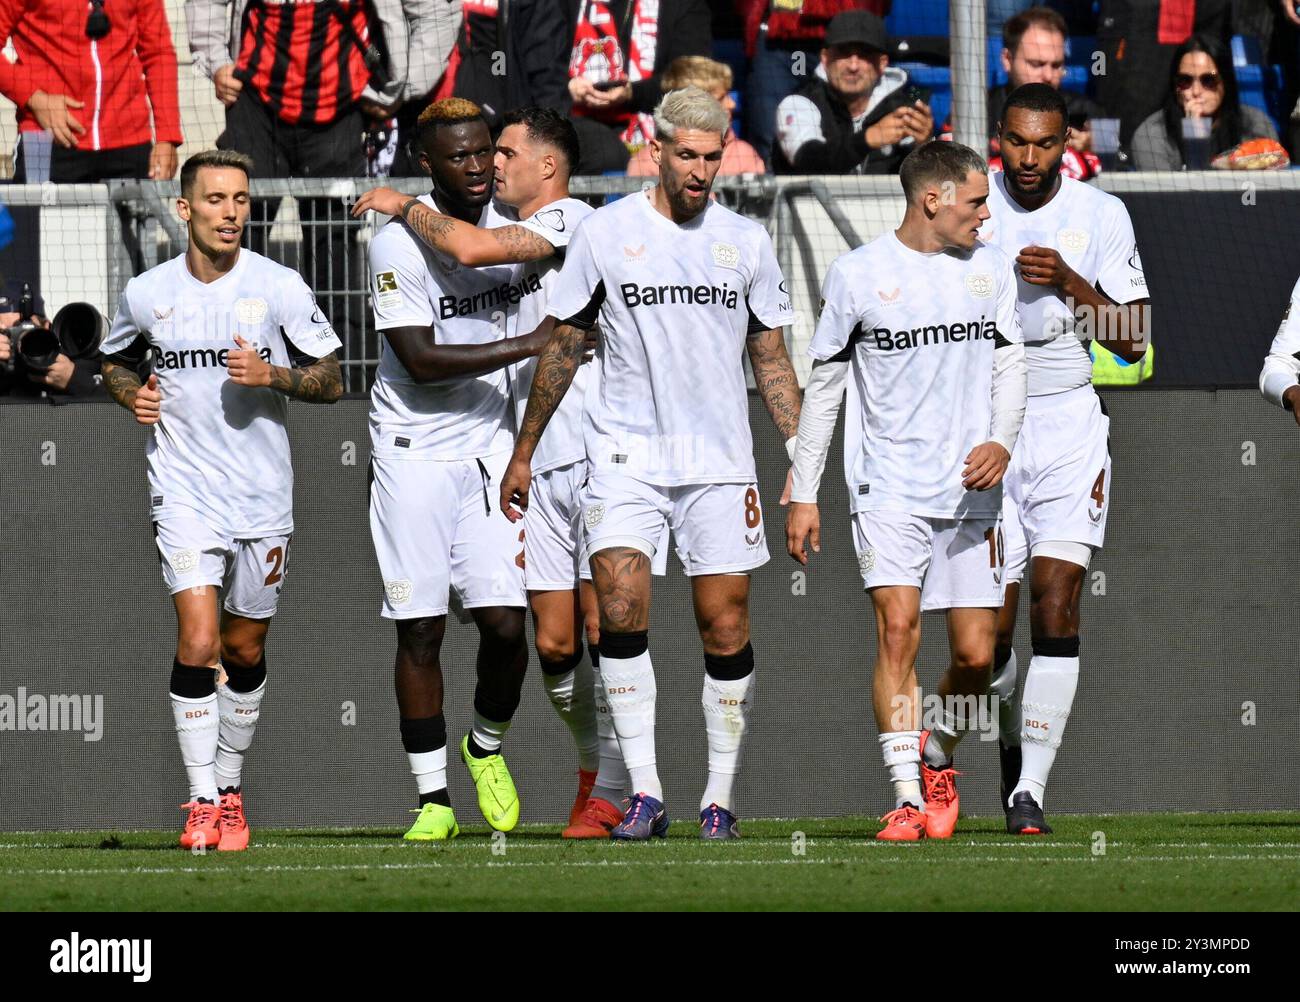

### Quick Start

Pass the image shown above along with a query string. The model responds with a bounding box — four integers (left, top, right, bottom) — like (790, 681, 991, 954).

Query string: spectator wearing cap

(0, 280, 104, 398)
(735, 0, 889, 167)
(626, 56, 765, 176)
(0, 0, 182, 182)
(773, 10, 933, 175)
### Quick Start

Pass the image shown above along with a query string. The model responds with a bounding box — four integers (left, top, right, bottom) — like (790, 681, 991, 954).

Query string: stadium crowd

(1, 1, 1298, 186)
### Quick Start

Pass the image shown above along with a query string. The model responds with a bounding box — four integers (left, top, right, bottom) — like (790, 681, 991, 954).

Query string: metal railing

(7, 171, 1300, 392)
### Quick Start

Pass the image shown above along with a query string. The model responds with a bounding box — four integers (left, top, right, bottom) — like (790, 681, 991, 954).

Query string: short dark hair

(1003, 5, 1068, 56)
(180, 149, 254, 198)
(502, 106, 580, 175)
(1001, 82, 1069, 133)
(414, 97, 489, 152)
(899, 140, 987, 205)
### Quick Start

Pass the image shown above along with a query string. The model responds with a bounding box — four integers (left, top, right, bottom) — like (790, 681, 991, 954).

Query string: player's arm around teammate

(1260, 276, 1300, 426)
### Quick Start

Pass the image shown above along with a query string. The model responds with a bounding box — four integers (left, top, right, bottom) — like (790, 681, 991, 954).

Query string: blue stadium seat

(1230, 34, 1284, 131)
(899, 64, 950, 132)
(886, 1, 949, 38)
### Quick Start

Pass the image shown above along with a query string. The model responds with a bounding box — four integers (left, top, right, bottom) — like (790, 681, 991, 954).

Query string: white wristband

(785, 436, 798, 463)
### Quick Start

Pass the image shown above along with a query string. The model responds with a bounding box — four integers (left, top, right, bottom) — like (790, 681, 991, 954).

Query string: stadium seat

(898, 64, 951, 134)
(885, 1, 949, 38)
(1230, 34, 1285, 133)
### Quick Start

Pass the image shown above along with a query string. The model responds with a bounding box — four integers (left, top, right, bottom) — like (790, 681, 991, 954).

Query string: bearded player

(786, 141, 1026, 841)
(100, 150, 343, 851)
(974, 84, 1150, 834)
(500, 87, 803, 841)
(354, 106, 636, 837)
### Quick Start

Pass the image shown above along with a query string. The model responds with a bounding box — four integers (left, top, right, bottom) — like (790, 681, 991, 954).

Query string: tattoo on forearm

(403, 202, 459, 253)
(269, 354, 343, 403)
(747, 329, 802, 440)
(102, 361, 141, 410)
(517, 324, 586, 453)
(591, 547, 651, 633)
(489, 224, 557, 263)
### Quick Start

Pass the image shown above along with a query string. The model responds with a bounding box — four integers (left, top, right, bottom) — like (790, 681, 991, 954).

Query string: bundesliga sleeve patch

(375, 271, 403, 311)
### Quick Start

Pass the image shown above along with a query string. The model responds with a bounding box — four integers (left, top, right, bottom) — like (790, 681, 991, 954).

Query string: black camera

(3, 292, 106, 376)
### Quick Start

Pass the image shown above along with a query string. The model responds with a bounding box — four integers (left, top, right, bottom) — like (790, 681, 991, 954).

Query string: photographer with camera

(0, 280, 106, 398)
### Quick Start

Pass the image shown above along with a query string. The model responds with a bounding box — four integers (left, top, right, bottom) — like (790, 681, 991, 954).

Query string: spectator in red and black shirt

(186, 0, 458, 377)
(0, 0, 182, 182)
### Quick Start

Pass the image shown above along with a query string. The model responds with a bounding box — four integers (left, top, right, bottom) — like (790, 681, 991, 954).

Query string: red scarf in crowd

(569, 0, 659, 149)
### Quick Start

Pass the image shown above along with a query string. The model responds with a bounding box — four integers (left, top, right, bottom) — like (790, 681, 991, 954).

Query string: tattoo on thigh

(591, 547, 650, 632)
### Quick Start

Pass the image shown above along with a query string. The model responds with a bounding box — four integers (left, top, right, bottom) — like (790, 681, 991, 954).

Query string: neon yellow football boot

(460, 735, 520, 832)
(403, 802, 459, 841)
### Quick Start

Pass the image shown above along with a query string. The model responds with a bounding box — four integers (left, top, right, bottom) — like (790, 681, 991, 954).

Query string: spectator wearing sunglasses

(1130, 33, 1277, 170)
(0, 0, 182, 181)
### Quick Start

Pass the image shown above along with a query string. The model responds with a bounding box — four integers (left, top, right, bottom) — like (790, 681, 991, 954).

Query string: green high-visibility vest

(1091, 341, 1154, 385)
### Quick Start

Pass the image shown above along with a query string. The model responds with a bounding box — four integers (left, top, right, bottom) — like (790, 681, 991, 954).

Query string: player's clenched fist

(785, 501, 821, 565)
(1016, 245, 1073, 288)
(227, 335, 272, 387)
(134, 373, 162, 425)
(962, 441, 1011, 491)
(500, 453, 532, 522)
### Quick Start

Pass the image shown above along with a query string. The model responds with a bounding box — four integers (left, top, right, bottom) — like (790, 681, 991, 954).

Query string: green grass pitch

(2, 812, 1296, 911)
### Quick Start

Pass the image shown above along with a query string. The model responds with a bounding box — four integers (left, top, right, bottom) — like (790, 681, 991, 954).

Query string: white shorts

(1002, 491, 1029, 585)
(154, 516, 292, 619)
(851, 510, 1004, 612)
(369, 451, 527, 619)
(580, 472, 769, 577)
(525, 462, 667, 590)
(1003, 384, 1111, 581)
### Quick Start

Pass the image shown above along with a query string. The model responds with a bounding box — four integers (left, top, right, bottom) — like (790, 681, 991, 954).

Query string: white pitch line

(5, 853, 1300, 878)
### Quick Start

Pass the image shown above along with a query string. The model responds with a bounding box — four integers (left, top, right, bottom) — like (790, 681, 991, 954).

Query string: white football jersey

(810, 231, 1021, 519)
(544, 190, 794, 486)
(503, 196, 596, 475)
(368, 196, 545, 460)
(981, 173, 1148, 396)
(102, 250, 342, 537)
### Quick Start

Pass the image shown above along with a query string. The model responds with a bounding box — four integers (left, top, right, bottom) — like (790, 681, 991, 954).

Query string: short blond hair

(417, 97, 483, 127)
(662, 56, 733, 94)
(653, 85, 729, 142)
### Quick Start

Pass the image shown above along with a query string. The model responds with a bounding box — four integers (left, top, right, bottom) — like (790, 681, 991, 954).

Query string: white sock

(542, 657, 600, 773)
(470, 712, 510, 754)
(170, 692, 219, 803)
(924, 705, 961, 766)
(408, 747, 447, 796)
(215, 680, 265, 790)
(989, 648, 1021, 746)
(879, 730, 923, 810)
(601, 644, 661, 801)
(1015, 652, 1080, 808)
(590, 658, 629, 805)
(699, 672, 754, 813)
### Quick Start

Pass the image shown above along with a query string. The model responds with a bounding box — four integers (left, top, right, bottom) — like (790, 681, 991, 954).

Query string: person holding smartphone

(773, 10, 934, 175)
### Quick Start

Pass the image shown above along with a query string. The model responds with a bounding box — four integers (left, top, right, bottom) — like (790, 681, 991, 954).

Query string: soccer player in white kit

(100, 150, 343, 851)
(1260, 276, 1300, 422)
(786, 141, 1027, 842)
(354, 106, 634, 838)
(975, 85, 1151, 834)
(366, 99, 562, 842)
(500, 87, 804, 841)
